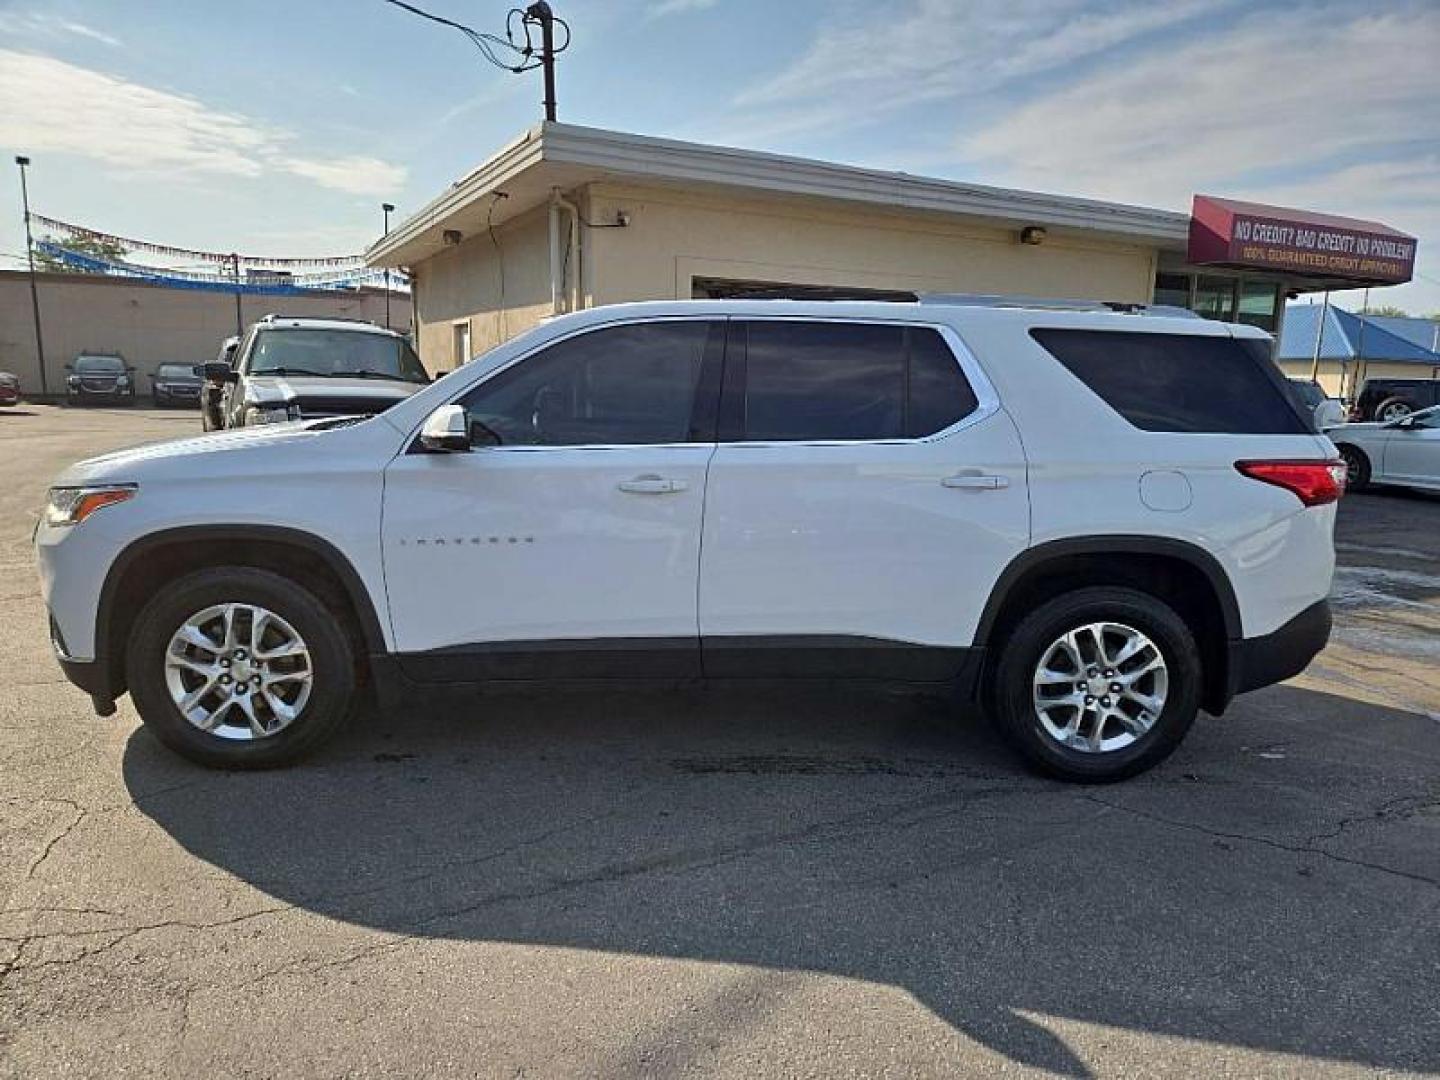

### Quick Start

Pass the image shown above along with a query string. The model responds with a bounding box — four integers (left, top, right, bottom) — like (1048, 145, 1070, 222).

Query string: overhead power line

(381, 1, 570, 119)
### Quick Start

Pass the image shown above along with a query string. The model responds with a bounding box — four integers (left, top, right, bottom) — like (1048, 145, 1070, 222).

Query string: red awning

(1188, 195, 1416, 286)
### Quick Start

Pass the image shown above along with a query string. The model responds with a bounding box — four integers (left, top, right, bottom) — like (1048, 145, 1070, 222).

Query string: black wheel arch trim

(974, 535, 1243, 646)
(95, 525, 388, 688)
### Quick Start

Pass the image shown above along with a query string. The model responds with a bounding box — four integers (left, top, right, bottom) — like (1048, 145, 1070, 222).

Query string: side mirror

(200, 362, 237, 382)
(419, 404, 471, 452)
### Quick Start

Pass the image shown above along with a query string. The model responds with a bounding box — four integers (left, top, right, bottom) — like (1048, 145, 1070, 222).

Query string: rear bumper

(1226, 599, 1331, 701)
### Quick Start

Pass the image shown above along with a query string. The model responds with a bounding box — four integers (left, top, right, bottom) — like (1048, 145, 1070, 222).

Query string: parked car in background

(38, 298, 1339, 781)
(1287, 378, 1345, 430)
(199, 336, 240, 431)
(65, 353, 135, 405)
(151, 363, 203, 407)
(1327, 404, 1440, 492)
(1350, 377, 1440, 422)
(203, 315, 428, 429)
(0, 371, 20, 407)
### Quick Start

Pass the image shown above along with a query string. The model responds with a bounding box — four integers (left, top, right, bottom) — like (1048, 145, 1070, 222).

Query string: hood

(244, 375, 423, 407)
(56, 417, 386, 485)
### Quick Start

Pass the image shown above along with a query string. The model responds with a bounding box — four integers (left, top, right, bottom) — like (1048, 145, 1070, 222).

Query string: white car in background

(1328, 404, 1440, 492)
(1288, 379, 1346, 430)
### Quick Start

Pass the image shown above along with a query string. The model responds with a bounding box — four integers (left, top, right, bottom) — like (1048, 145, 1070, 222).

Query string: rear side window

(1030, 329, 1309, 434)
(738, 322, 979, 441)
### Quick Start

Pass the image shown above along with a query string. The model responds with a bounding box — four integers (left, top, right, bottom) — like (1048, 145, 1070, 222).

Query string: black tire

(986, 587, 1201, 783)
(126, 567, 358, 768)
(1374, 397, 1412, 422)
(1336, 443, 1371, 491)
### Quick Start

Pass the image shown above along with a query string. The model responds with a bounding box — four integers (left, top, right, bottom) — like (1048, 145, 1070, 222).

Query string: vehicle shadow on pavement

(123, 682, 1440, 1076)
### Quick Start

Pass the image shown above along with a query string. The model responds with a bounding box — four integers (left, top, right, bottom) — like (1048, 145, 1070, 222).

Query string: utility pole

(1308, 289, 1330, 384)
(230, 253, 243, 336)
(15, 156, 47, 396)
(381, 202, 395, 329)
(527, 2, 558, 121)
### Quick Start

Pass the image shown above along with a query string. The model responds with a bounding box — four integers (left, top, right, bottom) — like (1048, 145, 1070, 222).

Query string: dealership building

(366, 122, 1419, 380)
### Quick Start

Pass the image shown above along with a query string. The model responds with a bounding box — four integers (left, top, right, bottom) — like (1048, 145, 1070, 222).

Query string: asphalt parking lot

(2, 404, 1437, 1078)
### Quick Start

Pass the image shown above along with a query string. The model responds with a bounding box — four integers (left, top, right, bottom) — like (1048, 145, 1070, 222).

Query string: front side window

(247, 329, 429, 384)
(459, 321, 717, 446)
(1031, 329, 1309, 435)
(737, 322, 978, 442)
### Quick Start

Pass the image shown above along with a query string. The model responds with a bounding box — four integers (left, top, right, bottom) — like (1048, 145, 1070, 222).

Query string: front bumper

(1226, 599, 1332, 700)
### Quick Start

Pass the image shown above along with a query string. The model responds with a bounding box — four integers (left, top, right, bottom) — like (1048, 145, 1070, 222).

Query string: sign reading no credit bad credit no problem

(1188, 195, 1417, 285)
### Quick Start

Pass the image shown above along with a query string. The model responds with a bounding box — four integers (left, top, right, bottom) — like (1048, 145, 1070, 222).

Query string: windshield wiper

(336, 369, 412, 381)
(252, 367, 328, 377)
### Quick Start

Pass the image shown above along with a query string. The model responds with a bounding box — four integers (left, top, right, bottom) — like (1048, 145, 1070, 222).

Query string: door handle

(618, 475, 688, 494)
(942, 473, 1009, 490)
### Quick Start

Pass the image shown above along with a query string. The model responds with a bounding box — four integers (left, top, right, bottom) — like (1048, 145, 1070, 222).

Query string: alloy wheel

(1031, 621, 1168, 753)
(163, 602, 313, 740)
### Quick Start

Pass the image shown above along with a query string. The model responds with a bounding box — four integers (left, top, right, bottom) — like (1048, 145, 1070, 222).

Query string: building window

(452, 320, 472, 367)
(1192, 276, 1236, 321)
(1236, 281, 1281, 332)
(1153, 273, 1191, 309)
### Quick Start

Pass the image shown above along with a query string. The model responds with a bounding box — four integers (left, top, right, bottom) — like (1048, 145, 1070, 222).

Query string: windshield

(156, 364, 195, 378)
(75, 355, 125, 373)
(247, 329, 428, 383)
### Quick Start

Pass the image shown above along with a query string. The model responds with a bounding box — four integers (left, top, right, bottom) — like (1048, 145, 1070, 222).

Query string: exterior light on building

(443, 229, 464, 246)
(1020, 226, 1047, 246)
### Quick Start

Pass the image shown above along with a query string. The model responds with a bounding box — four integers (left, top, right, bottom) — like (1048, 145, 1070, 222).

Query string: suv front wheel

(126, 567, 358, 768)
(988, 587, 1201, 782)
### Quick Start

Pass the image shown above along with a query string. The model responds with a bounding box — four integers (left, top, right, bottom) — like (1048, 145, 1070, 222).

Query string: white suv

(36, 298, 1342, 781)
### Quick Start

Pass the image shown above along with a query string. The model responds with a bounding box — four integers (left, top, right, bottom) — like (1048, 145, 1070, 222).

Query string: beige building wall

(0, 272, 411, 397)
(404, 181, 1161, 374)
(1277, 359, 1439, 399)
(409, 206, 552, 373)
(582, 183, 1158, 307)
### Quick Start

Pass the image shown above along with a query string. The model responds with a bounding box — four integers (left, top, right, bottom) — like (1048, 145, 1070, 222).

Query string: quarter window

(738, 322, 978, 442)
(1030, 329, 1309, 435)
(459, 321, 717, 446)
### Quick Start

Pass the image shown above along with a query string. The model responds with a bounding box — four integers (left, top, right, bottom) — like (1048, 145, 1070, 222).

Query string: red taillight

(1236, 460, 1347, 507)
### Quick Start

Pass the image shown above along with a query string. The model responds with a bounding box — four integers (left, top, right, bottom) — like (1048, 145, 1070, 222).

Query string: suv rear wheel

(126, 567, 358, 768)
(988, 587, 1201, 782)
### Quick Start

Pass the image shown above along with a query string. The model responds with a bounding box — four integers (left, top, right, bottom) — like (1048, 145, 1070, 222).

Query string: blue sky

(1, 0, 1437, 312)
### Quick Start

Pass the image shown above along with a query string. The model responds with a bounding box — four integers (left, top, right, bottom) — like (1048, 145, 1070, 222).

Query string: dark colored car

(0, 372, 20, 407)
(151, 362, 203, 407)
(1351, 377, 1440, 422)
(65, 354, 136, 405)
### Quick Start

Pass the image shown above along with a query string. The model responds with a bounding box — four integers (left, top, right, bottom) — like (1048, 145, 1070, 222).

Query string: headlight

(44, 484, 137, 527)
(242, 405, 299, 425)
(117, 375, 130, 386)
(68, 375, 81, 386)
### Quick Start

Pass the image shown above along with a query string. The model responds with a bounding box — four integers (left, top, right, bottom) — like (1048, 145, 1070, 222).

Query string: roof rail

(916, 293, 1201, 318)
(257, 313, 380, 326)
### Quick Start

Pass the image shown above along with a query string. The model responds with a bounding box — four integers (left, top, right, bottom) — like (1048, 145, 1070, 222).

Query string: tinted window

(1030, 329, 1308, 435)
(460, 321, 715, 446)
(1288, 380, 1324, 408)
(739, 322, 978, 441)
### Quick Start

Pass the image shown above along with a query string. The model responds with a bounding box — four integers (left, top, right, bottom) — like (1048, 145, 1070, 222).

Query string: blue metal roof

(1362, 314, 1440, 354)
(1279, 305, 1440, 364)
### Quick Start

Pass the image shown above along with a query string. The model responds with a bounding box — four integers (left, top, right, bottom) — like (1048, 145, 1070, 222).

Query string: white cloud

(283, 156, 408, 196)
(0, 50, 407, 195)
(0, 10, 121, 47)
(957, 7, 1438, 208)
(648, 0, 720, 17)
(732, 0, 1211, 122)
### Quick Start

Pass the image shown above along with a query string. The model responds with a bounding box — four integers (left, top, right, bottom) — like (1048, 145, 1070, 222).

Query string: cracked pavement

(2, 405, 1438, 1078)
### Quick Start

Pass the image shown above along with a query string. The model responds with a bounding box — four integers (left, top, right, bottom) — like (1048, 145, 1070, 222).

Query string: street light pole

(381, 202, 395, 329)
(15, 155, 47, 396)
